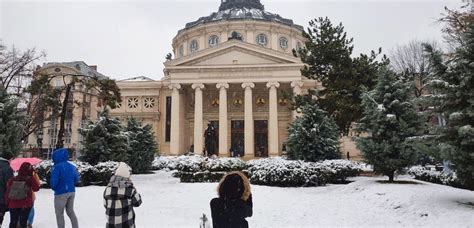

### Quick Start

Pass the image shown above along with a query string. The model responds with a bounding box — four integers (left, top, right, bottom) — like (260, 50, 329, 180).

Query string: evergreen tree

(356, 68, 423, 182)
(0, 86, 25, 157)
(287, 104, 340, 162)
(422, 21, 474, 189)
(294, 17, 388, 135)
(125, 118, 158, 174)
(80, 110, 129, 165)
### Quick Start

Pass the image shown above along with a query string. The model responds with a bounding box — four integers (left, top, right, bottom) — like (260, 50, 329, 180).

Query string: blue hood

(52, 148, 69, 163)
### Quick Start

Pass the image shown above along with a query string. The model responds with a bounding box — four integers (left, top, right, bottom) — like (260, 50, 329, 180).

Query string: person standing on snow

(103, 162, 142, 228)
(210, 171, 253, 228)
(0, 151, 14, 226)
(5, 162, 40, 228)
(50, 148, 80, 228)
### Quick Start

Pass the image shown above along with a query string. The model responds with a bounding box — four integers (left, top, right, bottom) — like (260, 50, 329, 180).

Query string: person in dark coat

(5, 162, 40, 228)
(51, 148, 80, 228)
(210, 171, 253, 228)
(0, 151, 14, 226)
(103, 162, 142, 228)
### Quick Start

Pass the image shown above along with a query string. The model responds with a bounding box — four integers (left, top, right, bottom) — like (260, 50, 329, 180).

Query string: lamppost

(36, 129, 43, 158)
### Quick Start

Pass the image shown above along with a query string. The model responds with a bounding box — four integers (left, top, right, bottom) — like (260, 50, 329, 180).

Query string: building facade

(28, 0, 362, 160)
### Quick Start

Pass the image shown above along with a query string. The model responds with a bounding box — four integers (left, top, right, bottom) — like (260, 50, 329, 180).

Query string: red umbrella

(10, 157, 43, 172)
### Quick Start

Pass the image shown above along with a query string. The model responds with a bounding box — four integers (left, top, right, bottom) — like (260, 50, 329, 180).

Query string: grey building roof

(42, 61, 107, 79)
(180, 0, 303, 33)
(119, 76, 155, 82)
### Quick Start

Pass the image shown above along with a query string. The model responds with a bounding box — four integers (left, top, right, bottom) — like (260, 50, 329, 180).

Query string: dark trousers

(0, 203, 7, 224)
(9, 207, 32, 228)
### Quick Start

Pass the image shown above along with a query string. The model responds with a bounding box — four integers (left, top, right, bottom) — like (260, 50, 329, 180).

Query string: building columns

(242, 83, 255, 157)
(216, 83, 229, 156)
(291, 81, 304, 120)
(267, 82, 280, 156)
(192, 83, 205, 155)
(169, 83, 181, 155)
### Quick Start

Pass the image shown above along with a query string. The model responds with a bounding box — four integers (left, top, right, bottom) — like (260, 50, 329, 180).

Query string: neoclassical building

(28, 0, 361, 159)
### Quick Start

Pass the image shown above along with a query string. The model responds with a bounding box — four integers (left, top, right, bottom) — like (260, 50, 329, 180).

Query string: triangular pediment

(165, 40, 300, 67)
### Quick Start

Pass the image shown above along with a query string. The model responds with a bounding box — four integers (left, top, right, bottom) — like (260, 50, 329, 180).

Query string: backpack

(8, 180, 29, 200)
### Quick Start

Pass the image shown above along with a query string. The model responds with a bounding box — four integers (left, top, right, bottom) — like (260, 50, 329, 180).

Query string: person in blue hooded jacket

(50, 148, 80, 228)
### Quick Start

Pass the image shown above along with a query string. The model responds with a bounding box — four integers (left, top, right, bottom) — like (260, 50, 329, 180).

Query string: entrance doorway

(254, 120, 268, 157)
(204, 121, 219, 156)
(231, 120, 245, 157)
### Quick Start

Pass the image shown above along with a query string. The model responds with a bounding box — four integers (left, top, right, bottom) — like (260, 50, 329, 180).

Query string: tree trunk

(388, 172, 395, 183)
(55, 83, 73, 149)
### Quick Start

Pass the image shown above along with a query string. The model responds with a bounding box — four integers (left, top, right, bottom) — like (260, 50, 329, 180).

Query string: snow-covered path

(4, 172, 473, 228)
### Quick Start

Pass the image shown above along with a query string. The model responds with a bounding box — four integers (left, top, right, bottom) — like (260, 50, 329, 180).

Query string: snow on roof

(119, 76, 155, 82)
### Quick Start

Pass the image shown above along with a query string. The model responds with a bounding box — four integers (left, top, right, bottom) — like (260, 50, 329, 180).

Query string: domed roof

(180, 0, 303, 33)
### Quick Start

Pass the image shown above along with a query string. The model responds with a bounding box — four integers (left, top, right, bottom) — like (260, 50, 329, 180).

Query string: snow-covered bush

(316, 160, 364, 183)
(34, 160, 53, 187)
(180, 171, 227, 183)
(151, 156, 362, 187)
(245, 158, 327, 187)
(408, 166, 464, 189)
(245, 158, 362, 187)
(157, 156, 246, 182)
(34, 160, 119, 187)
(151, 155, 246, 172)
(204, 157, 247, 172)
(82, 161, 119, 186)
(151, 156, 174, 170)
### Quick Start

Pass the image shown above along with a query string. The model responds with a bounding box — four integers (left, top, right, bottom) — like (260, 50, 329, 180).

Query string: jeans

(9, 207, 32, 228)
(27, 206, 34, 225)
(54, 192, 79, 228)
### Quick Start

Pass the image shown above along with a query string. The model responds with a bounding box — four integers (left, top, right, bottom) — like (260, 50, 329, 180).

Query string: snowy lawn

(5, 171, 473, 228)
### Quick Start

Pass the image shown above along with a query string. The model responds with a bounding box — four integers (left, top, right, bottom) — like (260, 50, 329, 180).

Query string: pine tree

(125, 118, 158, 174)
(0, 85, 25, 157)
(422, 21, 474, 189)
(80, 110, 129, 165)
(356, 68, 423, 182)
(287, 104, 340, 162)
(293, 17, 388, 135)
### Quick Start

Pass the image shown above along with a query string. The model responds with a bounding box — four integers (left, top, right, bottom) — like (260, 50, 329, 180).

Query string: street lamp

(36, 128, 43, 158)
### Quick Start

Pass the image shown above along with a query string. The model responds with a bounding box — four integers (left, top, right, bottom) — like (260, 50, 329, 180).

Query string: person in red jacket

(5, 162, 40, 228)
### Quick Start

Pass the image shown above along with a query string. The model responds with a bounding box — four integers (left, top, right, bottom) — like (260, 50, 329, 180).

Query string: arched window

(279, 37, 288, 50)
(190, 40, 199, 52)
(208, 35, 219, 47)
(256, 33, 268, 47)
(178, 45, 184, 57)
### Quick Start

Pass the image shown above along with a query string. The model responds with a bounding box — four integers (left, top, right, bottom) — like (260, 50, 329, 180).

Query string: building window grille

(208, 35, 219, 47)
(256, 34, 268, 47)
(279, 37, 288, 50)
(128, 97, 139, 109)
(190, 40, 199, 52)
(144, 97, 155, 109)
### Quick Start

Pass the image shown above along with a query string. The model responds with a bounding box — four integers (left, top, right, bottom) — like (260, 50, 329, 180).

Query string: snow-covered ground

(4, 171, 473, 228)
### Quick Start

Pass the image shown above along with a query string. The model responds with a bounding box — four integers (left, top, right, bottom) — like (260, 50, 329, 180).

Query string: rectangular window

(165, 96, 172, 142)
(49, 120, 58, 147)
(65, 121, 72, 144)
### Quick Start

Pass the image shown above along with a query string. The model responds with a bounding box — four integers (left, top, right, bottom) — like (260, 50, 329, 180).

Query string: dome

(181, 0, 303, 33)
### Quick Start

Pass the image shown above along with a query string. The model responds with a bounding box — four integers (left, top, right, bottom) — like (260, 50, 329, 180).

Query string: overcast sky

(0, 0, 465, 80)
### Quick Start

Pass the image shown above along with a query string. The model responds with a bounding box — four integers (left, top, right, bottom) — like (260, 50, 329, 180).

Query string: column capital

(266, 81, 280, 89)
(168, 83, 182, 90)
(241, 82, 255, 89)
(191, 83, 205, 90)
(291, 81, 304, 89)
(216, 83, 229, 90)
